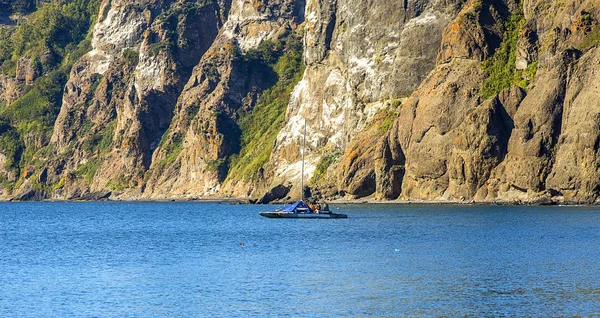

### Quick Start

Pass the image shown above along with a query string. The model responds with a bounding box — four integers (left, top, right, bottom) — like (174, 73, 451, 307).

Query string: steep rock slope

(142, 0, 306, 199)
(375, 0, 600, 203)
(46, 0, 228, 199)
(483, 1, 600, 203)
(379, 0, 517, 201)
(0, 0, 101, 199)
(2, 0, 600, 203)
(253, 0, 465, 200)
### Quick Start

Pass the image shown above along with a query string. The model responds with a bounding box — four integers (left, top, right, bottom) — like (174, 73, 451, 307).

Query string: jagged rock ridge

(1, 0, 600, 204)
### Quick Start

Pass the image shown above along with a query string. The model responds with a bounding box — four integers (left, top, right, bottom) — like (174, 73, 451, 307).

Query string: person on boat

(320, 202, 331, 214)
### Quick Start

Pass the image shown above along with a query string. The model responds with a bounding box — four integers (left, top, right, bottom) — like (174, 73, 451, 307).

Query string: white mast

(301, 120, 306, 202)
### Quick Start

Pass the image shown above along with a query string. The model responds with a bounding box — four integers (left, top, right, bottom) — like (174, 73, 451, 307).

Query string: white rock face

(221, 0, 298, 52)
(92, 1, 149, 54)
(269, 0, 457, 186)
(89, 1, 150, 75)
(275, 157, 319, 185)
(51, 0, 151, 148)
(135, 52, 168, 96)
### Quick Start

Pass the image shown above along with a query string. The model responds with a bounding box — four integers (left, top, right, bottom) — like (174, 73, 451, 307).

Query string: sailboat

(259, 120, 348, 219)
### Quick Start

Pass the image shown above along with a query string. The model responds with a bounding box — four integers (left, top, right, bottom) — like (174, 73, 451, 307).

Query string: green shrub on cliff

(0, 118, 23, 170)
(312, 150, 342, 184)
(8, 0, 99, 67)
(0, 28, 15, 76)
(0, 0, 100, 78)
(74, 157, 99, 184)
(3, 0, 36, 14)
(480, 12, 525, 99)
(226, 33, 305, 181)
(579, 25, 600, 51)
(1, 69, 66, 135)
(513, 61, 538, 88)
(82, 121, 115, 154)
(122, 49, 139, 65)
(0, 0, 100, 183)
(106, 174, 132, 191)
(148, 0, 214, 55)
(154, 133, 184, 172)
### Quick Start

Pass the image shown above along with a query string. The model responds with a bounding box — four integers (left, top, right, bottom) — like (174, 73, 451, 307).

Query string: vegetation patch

(5, 0, 100, 68)
(312, 150, 342, 184)
(97, 121, 116, 154)
(154, 133, 184, 172)
(0, 118, 23, 170)
(0, 0, 100, 183)
(148, 0, 214, 55)
(579, 24, 600, 51)
(51, 177, 66, 190)
(74, 157, 99, 184)
(0, 27, 16, 76)
(206, 159, 226, 173)
(158, 128, 171, 147)
(480, 12, 526, 99)
(513, 61, 538, 89)
(225, 33, 305, 182)
(185, 104, 200, 121)
(148, 41, 175, 56)
(375, 103, 401, 133)
(122, 49, 139, 65)
(89, 73, 103, 94)
(1, 0, 37, 15)
(106, 174, 132, 192)
(82, 121, 115, 154)
(1, 70, 67, 136)
(0, 172, 15, 192)
(378, 112, 395, 133)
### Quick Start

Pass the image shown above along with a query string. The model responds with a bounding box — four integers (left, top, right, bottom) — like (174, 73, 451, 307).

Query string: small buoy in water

(394, 249, 400, 252)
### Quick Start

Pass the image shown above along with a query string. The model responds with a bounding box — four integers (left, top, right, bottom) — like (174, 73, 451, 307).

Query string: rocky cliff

(376, 0, 600, 204)
(1, 0, 600, 203)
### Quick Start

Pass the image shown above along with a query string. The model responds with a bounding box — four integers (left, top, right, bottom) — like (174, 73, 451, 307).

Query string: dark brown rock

(258, 184, 291, 204)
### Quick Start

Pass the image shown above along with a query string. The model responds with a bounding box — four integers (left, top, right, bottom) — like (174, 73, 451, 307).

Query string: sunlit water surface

(1, 202, 600, 316)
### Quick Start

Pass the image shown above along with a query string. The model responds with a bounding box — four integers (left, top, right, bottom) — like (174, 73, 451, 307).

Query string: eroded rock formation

(2, 0, 600, 204)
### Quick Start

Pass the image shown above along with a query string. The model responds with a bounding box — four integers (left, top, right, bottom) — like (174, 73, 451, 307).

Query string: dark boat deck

(259, 211, 348, 219)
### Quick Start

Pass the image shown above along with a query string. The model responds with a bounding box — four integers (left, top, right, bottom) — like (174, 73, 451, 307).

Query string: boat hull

(259, 212, 348, 219)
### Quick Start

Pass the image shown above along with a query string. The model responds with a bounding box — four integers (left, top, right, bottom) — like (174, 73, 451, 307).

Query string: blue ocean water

(1, 202, 599, 317)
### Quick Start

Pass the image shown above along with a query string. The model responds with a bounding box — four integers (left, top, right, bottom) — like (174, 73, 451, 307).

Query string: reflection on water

(1, 202, 600, 316)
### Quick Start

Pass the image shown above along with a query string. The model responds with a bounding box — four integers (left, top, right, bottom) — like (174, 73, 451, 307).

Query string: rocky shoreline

(2, 191, 595, 206)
